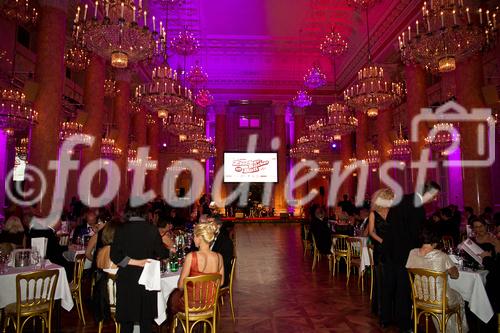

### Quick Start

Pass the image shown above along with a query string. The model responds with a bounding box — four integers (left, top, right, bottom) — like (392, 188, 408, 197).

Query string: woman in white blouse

(406, 225, 468, 333)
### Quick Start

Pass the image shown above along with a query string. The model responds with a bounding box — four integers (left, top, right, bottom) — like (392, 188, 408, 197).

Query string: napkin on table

(31, 237, 48, 258)
(138, 259, 166, 325)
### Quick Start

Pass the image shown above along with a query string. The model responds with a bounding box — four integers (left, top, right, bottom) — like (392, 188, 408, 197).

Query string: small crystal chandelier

(314, 161, 334, 175)
(170, 27, 199, 56)
(167, 159, 189, 172)
(179, 134, 215, 159)
(366, 149, 380, 166)
(15, 137, 29, 156)
(310, 102, 358, 136)
(104, 79, 119, 98)
(290, 133, 332, 159)
(186, 62, 208, 88)
(425, 122, 460, 155)
(344, 157, 364, 169)
(389, 124, 411, 160)
(1, 0, 38, 26)
(165, 110, 204, 136)
(75, 0, 160, 68)
(292, 90, 313, 108)
(320, 28, 348, 57)
(398, 2, 498, 73)
(64, 46, 91, 72)
(59, 121, 83, 141)
(304, 65, 327, 89)
(135, 65, 193, 116)
(127, 148, 157, 169)
(194, 89, 214, 108)
(101, 137, 122, 159)
(0, 89, 38, 135)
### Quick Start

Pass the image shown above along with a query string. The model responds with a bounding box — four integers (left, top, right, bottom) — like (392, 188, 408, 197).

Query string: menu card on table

(459, 238, 484, 265)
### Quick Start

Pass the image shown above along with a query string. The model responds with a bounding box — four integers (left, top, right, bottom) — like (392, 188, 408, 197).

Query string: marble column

(293, 108, 306, 213)
(376, 109, 393, 164)
(29, 0, 67, 216)
(214, 106, 227, 207)
(133, 107, 148, 147)
(146, 114, 160, 196)
(274, 104, 288, 214)
(340, 133, 354, 200)
(356, 112, 368, 161)
(113, 73, 131, 210)
(81, 54, 105, 200)
(456, 54, 492, 212)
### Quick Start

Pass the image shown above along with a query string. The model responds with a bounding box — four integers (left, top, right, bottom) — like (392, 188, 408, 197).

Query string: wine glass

(0, 250, 8, 274)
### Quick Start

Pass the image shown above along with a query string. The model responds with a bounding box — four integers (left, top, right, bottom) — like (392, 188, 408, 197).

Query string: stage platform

(220, 216, 305, 224)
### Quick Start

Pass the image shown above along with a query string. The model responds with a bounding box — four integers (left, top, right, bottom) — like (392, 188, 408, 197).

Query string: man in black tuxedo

(382, 181, 441, 332)
(211, 217, 234, 287)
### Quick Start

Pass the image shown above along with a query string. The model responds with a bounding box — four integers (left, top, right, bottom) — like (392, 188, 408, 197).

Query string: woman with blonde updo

(166, 221, 224, 330)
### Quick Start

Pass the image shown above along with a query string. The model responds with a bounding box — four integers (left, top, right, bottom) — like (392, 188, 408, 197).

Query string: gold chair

(173, 274, 222, 333)
(302, 224, 311, 257)
(98, 273, 120, 333)
(407, 268, 462, 333)
(331, 234, 349, 277)
(3, 269, 59, 333)
(311, 234, 332, 272)
(70, 253, 86, 325)
(346, 237, 363, 289)
(442, 235, 454, 250)
(219, 257, 237, 322)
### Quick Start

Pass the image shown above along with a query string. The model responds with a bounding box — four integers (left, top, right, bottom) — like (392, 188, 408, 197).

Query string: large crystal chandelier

(290, 133, 332, 160)
(165, 109, 204, 136)
(389, 124, 411, 160)
(171, 27, 199, 56)
(101, 137, 122, 159)
(425, 122, 460, 155)
(310, 102, 358, 136)
(0, 89, 37, 135)
(1, 0, 38, 26)
(127, 148, 157, 169)
(399, 1, 498, 73)
(344, 8, 404, 117)
(135, 65, 193, 118)
(194, 89, 214, 108)
(320, 28, 348, 57)
(186, 62, 208, 88)
(304, 65, 327, 89)
(179, 133, 215, 159)
(366, 148, 380, 167)
(292, 90, 313, 108)
(75, 0, 160, 68)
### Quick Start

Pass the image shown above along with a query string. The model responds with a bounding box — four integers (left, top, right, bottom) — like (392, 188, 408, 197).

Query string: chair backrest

(182, 274, 222, 321)
(73, 253, 86, 287)
(302, 224, 310, 241)
(228, 256, 237, 291)
(442, 235, 454, 249)
(332, 234, 349, 255)
(311, 233, 318, 251)
(407, 268, 447, 312)
(367, 244, 374, 267)
(59, 234, 70, 246)
(346, 237, 362, 259)
(15, 269, 59, 314)
(106, 272, 118, 309)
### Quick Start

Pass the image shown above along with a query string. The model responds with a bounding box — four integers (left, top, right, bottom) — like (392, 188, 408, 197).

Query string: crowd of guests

(307, 182, 500, 333)
(0, 194, 234, 333)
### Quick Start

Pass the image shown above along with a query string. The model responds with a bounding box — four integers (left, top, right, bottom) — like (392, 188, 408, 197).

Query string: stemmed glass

(31, 249, 40, 267)
(0, 250, 9, 274)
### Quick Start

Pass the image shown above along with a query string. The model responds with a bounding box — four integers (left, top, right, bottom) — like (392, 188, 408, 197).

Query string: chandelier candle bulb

(83, 4, 87, 21)
(441, 11, 444, 28)
(105, 3, 109, 17)
(427, 16, 431, 31)
(152, 16, 155, 32)
(143, 10, 147, 27)
(466, 8, 470, 24)
(94, 1, 98, 19)
(416, 20, 419, 35)
(479, 8, 483, 25)
(453, 10, 456, 25)
(75, 6, 80, 23)
(408, 26, 411, 40)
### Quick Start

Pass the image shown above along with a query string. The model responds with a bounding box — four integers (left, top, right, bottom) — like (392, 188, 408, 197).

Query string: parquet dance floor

(56, 223, 395, 333)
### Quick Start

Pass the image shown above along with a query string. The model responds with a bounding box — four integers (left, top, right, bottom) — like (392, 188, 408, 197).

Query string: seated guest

(0, 216, 26, 248)
(170, 208, 184, 229)
(157, 214, 175, 251)
(480, 241, 500, 331)
(29, 219, 67, 269)
(471, 217, 498, 254)
(480, 206, 494, 228)
(72, 210, 98, 243)
(166, 222, 224, 331)
(86, 219, 106, 261)
(96, 218, 120, 270)
(406, 225, 468, 333)
(211, 217, 234, 287)
(464, 206, 477, 226)
(310, 206, 332, 254)
(110, 204, 169, 333)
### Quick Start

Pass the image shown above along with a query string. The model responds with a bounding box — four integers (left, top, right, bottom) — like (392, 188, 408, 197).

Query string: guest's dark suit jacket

(211, 228, 234, 287)
(310, 217, 332, 255)
(28, 228, 66, 267)
(385, 193, 425, 267)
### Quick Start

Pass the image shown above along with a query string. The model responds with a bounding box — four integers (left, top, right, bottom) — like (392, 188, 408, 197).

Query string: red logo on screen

(232, 159, 269, 174)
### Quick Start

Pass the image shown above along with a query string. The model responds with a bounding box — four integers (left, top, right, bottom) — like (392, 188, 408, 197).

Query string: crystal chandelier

(0, 89, 38, 135)
(1, 0, 38, 26)
(167, 159, 190, 172)
(310, 102, 358, 136)
(313, 161, 334, 175)
(104, 79, 119, 97)
(165, 109, 204, 136)
(320, 28, 348, 57)
(398, 2, 498, 73)
(170, 27, 199, 56)
(101, 137, 122, 159)
(344, 157, 365, 169)
(186, 62, 208, 88)
(75, 0, 160, 68)
(64, 45, 91, 72)
(127, 148, 157, 168)
(152, 0, 185, 9)
(59, 121, 83, 141)
(15, 137, 29, 156)
(389, 125, 411, 160)
(292, 90, 312, 108)
(135, 65, 193, 117)
(366, 149, 380, 166)
(179, 134, 215, 159)
(346, 0, 379, 10)
(290, 133, 332, 159)
(194, 89, 214, 108)
(304, 65, 327, 89)
(425, 122, 460, 155)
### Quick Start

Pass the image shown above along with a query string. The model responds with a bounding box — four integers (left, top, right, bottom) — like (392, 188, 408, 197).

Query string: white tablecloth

(0, 262, 74, 311)
(149, 271, 180, 326)
(448, 269, 493, 323)
(351, 237, 372, 273)
(63, 245, 92, 269)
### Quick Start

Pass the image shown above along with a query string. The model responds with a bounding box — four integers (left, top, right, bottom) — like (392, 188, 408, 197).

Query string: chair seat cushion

(5, 301, 50, 316)
(176, 309, 215, 320)
(415, 300, 460, 313)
